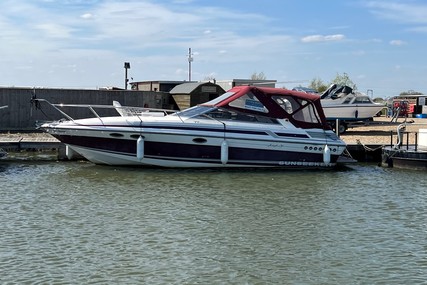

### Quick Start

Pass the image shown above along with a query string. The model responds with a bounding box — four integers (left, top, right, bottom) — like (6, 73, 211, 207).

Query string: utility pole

(124, 62, 130, 90)
(188, 48, 193, 81)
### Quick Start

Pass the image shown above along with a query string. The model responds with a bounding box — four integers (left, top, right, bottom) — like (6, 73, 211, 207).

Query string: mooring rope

(356, 139, 385, 152)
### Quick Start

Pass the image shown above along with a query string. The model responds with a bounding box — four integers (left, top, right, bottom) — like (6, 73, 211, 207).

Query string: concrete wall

(0, 87, 173, 131)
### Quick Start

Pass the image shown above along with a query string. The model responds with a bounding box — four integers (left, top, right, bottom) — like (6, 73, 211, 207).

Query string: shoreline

(340, 116, 426, 145)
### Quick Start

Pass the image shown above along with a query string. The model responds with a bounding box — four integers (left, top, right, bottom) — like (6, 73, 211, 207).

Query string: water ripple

(1, 162, 427, 284)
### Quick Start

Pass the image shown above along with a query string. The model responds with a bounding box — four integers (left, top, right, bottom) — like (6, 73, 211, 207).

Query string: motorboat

(35, 85, 347, 169)
(321, 84, 385, 121)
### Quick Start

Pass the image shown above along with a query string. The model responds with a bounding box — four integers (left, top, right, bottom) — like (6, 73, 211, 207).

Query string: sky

(1, 0, 426, 98)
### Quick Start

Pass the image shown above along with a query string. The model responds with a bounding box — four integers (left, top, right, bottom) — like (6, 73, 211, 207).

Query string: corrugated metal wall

(0, 87, 171, 131)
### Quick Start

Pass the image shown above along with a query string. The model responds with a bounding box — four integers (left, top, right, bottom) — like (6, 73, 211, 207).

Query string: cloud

(365, 1, 427, 24)
(35, 23, 74, 38)
(80, 13, 94, 19)
(301, 34, 345, 43)
(0, 0, 298, 87)
(172, 0, 195, 3)
(390, 40, 407, 46)
(408, 26, 427, 33)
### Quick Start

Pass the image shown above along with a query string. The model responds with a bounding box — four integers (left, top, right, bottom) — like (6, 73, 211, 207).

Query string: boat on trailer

(321, 84, 384, 120)
(36, 86, 347, 169)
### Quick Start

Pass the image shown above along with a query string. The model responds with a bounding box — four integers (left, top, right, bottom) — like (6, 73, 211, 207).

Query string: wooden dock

(0, 133, 61, 150)
(0, 133, 69, 161)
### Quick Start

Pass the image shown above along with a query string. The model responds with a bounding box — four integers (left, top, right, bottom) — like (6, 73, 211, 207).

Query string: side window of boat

(274, 96, 294, 114)
(210, 108, 279, 124)
(255, 116, 280, 124)
(283, 98, 322, 125)
(229, 91, 268, 113)
(233, 112, 280, 124)
(207, 108, 234, 119)
(343, 97, 352, 104)
(293, 102, 321, 124)
(354, 97, 371, 104)
(276, 98, 293, 114)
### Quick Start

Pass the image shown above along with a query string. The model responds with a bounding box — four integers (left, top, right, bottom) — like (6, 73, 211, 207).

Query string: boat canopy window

(177, 106, 280, 124)
(228, 91, 269, 113)
(272, 95, 322, 126)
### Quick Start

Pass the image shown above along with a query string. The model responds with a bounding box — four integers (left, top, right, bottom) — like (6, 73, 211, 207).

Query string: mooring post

(336, 119, 339, 137)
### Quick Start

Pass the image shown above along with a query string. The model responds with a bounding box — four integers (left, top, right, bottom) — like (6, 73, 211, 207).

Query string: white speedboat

(37, 86, 347, 169)
(321, 84, 384, 121)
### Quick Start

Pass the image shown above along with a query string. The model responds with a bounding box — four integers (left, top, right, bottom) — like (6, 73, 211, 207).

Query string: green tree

(250, 72, 266, 80)
(308, 77, 328, 93)
(203, 75, 216, 81)
(330, 72, 357, 90)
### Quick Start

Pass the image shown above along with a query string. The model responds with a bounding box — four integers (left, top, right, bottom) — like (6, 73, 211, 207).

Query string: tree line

(251, 71, 423, 96)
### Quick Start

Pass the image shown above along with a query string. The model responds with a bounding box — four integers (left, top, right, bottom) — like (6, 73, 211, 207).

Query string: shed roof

(169, 82, 207, 94)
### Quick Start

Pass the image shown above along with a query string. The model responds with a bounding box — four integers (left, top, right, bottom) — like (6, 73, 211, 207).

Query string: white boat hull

(46, 123, 346, 168)
(322, 104, 384, 120)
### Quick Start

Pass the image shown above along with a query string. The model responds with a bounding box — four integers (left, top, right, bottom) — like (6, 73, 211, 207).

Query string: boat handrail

(32, 98, 176, 123)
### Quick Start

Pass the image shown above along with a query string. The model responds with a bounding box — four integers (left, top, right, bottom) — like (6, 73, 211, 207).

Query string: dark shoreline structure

(382, 127, 427, 170)
(0, 83, 225, 132)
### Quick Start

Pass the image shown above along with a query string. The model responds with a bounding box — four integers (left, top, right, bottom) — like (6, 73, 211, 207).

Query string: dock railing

(389, 123, 420, 151)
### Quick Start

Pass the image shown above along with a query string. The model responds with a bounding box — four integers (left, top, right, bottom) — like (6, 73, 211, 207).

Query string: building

(169, 82, 226, 110)
(130, 80, 193, 92)
(214, 79, 277, 91)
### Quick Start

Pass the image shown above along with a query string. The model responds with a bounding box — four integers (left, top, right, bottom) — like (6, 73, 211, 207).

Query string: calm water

(1, 160, 427, 284)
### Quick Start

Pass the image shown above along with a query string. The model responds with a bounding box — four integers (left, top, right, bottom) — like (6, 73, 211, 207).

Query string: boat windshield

(202, 91, 236, 105)
(173, 105, 217, 118)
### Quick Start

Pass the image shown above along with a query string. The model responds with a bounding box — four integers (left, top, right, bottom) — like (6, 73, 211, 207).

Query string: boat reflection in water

(35, 86, 346, 169)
